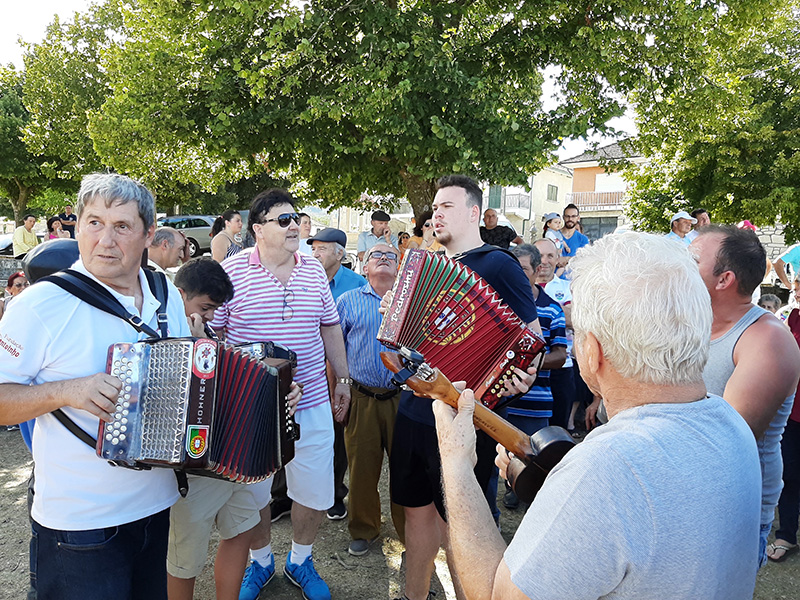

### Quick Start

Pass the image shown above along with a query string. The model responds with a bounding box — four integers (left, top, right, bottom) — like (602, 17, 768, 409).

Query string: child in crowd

(543, 212, 571, 256)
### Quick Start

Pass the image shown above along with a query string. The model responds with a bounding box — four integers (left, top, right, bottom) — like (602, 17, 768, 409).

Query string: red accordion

(378, 249, 546, 408)
(97, 338, 298, 483)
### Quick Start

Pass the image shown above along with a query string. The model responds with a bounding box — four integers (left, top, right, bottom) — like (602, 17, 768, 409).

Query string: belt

(352, 380, 399, 401)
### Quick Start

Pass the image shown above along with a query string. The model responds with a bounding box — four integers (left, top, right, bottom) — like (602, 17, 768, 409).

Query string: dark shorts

(390, 411, 497, 520)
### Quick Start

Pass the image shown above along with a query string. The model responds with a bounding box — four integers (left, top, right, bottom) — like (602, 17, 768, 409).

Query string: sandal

(766, 542, 799, 563)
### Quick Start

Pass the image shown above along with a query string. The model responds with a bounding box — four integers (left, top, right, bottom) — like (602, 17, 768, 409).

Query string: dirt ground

(1, 427, 798, 599)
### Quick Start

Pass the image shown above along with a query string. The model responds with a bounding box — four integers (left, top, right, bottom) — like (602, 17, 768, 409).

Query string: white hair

(569, 232, 711, 386)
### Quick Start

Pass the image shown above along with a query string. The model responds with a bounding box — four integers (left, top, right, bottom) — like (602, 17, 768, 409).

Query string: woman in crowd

(210, 209, 244, 262)
(45, 217, 70, 240)
(0, 271, 29, 320)
(398, 231, 411, 259)
(408, 210, 443, 253)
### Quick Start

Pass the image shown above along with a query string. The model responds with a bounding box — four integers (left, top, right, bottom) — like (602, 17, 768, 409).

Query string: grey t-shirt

(504, 395, 761, 600)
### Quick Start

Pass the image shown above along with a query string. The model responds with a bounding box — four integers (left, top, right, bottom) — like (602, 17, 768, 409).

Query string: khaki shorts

(167, 476, 261, 578)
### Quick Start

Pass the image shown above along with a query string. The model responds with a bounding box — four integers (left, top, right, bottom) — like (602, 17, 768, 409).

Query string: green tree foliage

(0, 68, 74, 224)
(89, 0, 772, 220)
(626, 3, 800, 240)
(22, 3, 123, 182)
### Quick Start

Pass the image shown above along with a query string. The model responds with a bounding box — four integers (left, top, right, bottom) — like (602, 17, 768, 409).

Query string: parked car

(0, 233, 13, 256)
(156, 215, 215, 257)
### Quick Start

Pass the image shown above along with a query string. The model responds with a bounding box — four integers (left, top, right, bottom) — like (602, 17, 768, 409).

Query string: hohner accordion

(378, 249, 546, 408)
(96, 338, 299, 483)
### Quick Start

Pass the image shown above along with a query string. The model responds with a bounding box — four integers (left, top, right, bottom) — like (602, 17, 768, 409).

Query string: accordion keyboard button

(111, 438, 119, 445)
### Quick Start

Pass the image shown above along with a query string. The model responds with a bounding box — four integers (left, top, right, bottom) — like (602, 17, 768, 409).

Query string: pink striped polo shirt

(210, 246, 340, 411)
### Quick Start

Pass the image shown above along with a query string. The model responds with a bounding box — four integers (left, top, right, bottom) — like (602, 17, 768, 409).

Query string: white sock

(289, 541, 313, 565)
(250, 544, 273, 567)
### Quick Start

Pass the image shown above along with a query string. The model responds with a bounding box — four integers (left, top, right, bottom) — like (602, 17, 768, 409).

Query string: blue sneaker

(239, 555, 275, 600)
(284, 555, 331, 600)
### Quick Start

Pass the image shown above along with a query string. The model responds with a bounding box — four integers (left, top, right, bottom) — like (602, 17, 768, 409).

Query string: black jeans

(29, 508, 170, 600)
(776, 418, 800, 545)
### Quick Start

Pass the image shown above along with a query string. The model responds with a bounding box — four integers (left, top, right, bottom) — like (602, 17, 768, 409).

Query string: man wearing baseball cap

(666, 211, 697, 246)
(357, 210, 398, 263)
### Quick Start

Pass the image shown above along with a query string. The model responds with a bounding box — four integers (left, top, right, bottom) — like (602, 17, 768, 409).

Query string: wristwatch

(336, 377, 353, 385)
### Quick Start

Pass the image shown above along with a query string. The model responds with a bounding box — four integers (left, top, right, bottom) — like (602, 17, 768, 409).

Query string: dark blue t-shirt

(398, 244, 538, 425)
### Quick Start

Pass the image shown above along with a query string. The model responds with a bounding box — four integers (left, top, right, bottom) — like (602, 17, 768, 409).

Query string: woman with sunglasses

(398, 231, 411, 259)
(211, 209, 244, 262)
(408, 210, 443, 253)
(0, 271, 30, 321)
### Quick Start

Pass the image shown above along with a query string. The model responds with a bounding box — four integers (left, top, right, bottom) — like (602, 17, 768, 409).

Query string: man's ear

(582, 332, 603, 375)
(716, 270, 737, 292)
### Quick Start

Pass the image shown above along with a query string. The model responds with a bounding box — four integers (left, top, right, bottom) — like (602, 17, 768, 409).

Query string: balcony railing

(566, 191, 625, 211)
(503, 194, 531, 211)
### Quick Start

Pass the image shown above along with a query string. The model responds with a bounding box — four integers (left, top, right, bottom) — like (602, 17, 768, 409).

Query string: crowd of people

(1, 171, 799, 600)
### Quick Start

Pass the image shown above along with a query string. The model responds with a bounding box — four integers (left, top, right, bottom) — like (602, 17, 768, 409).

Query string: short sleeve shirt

(0, 260, 190, 530)
(778, 244, 800, 275)
(561, 230, 589, 257)
(59, 212, 77, 238)
(209, 247, 340, 411)
(479, 225, 517, 249)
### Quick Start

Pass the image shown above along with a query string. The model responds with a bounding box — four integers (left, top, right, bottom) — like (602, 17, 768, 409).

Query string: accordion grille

(139, 341, 193, 462)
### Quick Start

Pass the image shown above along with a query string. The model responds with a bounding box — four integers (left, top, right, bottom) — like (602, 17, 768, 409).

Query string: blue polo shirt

(329, 264, 367, 300)
(336, 284, 396, 388)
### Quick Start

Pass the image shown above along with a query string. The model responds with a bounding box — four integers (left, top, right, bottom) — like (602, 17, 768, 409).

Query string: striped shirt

(508, 286, 566, 419)
(336, 284, 396, 388)
(209, 246, 340, 411)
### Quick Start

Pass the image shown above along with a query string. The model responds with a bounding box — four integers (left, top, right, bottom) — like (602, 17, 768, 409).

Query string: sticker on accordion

(187, 425, 209, 458)
(192, 339, 217, 379)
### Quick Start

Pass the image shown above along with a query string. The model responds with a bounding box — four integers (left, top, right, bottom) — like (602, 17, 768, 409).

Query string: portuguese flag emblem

(187, 425, 209, 459)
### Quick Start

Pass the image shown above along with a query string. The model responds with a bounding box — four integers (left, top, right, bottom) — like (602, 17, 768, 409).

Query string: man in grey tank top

(691, 225, 800, 567)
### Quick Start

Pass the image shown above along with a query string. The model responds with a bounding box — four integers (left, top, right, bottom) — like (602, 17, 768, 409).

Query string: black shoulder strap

(41, 269, 188, 496)
(143, 269, 169, 338)
(41, 270, 161, 338)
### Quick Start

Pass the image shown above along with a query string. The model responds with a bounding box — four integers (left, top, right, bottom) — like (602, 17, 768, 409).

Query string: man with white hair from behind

(434, 232, 762, 600)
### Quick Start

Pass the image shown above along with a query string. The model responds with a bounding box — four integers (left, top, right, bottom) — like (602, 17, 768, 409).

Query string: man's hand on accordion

(499, 365, 537, 397)
(286, 381, 303, 417)
(65, 373, 123, 423)
(379, 289, 393, 314)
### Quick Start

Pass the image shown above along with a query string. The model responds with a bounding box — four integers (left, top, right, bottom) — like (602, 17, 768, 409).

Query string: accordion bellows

(378, 249, 545, 408)
(97, 338, 297, 483)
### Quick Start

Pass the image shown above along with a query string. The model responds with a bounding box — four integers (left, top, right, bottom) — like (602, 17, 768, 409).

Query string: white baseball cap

(670, 211, 697, 224)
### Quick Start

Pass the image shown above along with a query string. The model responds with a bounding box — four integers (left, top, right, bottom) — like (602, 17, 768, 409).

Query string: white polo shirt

(543, 276, 574, 368)
(0, 260, 191, 530)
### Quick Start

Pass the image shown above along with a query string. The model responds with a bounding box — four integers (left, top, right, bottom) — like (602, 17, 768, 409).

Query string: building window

(546, 184, 558, 203)
(580, 217, 619, 241)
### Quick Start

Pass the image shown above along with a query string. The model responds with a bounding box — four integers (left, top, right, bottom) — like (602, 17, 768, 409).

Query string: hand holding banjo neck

(380, 350, 575, 503)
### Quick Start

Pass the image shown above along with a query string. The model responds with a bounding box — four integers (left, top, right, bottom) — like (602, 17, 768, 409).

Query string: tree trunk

(400, 171, 436, 224)
(13, 178, 32, 226)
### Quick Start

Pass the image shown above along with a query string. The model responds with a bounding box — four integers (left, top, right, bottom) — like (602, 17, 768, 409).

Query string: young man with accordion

(389, 175, 540, 600)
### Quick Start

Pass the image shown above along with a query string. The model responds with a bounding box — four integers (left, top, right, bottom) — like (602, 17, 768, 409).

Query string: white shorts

(249, 402, 334, 511)
(167, 476, 261, 578)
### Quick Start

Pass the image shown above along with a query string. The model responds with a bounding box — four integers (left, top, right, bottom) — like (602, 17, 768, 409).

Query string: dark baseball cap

(307, 227, 347, 247)
(371, 210, 391, 222)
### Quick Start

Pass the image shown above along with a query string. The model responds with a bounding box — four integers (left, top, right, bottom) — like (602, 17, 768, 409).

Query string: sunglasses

(369, 250, 398, 261)
(423, 222, 433, 228)
(261, 213, 301, 228)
